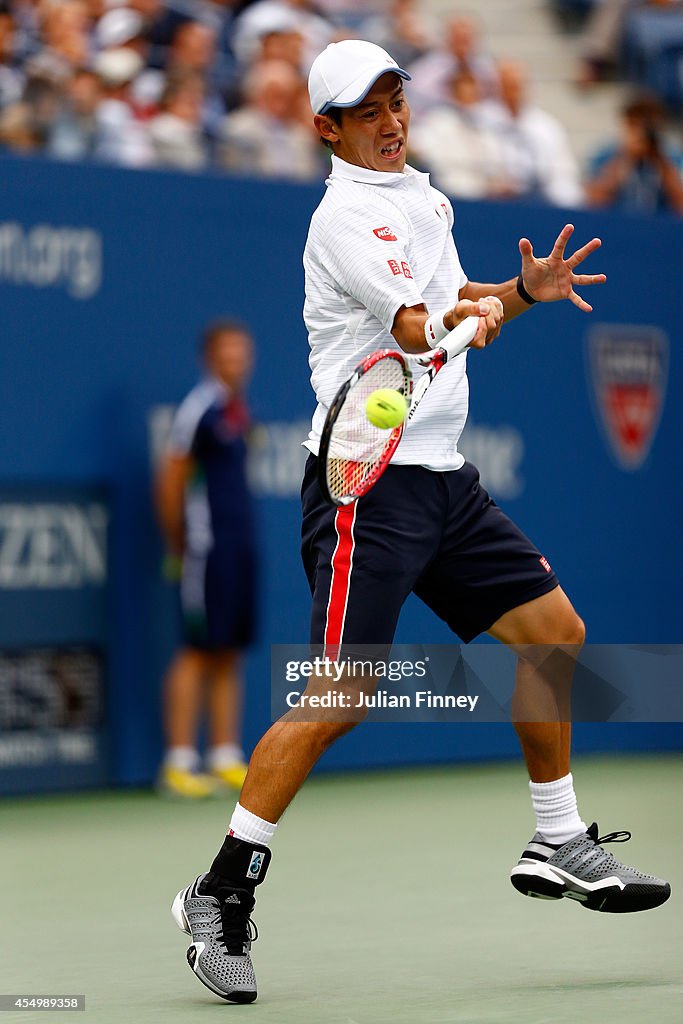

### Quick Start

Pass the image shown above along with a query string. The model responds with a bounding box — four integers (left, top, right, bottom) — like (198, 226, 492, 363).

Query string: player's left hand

(518, 224, 606, 312)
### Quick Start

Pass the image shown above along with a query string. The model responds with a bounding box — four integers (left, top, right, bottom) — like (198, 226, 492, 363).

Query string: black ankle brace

(208, 835, 272, 892)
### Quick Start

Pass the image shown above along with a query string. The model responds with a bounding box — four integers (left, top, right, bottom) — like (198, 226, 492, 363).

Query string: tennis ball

(366, 389, 408, 429)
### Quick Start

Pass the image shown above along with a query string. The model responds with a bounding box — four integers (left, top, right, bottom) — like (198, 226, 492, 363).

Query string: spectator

(164, 20, 226, 136)
(253, 23, 306, 74)
(585, 94, 683, 213)
(94, 8, 148, 57)
(94, 6, 164, 114)
(93, 47, 154, 165)
(48, 66, 101, 160)
(156, 320, 258, 799)
(409, 68, 509, 200)
(231, 0, 334, 73)
(25, 0, 91, 87)
(218, 57, 321, 180)
(407, 14, 498, 116)
(361, 0, 434, 71)
(148, 71, 209, 168)
(0, 10, 23, 110)
(478, 60, 583, 208)
(576, 0, 683, 86)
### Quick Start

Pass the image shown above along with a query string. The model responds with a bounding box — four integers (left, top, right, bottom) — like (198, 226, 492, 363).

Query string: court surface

(3, 753, 681, 1024)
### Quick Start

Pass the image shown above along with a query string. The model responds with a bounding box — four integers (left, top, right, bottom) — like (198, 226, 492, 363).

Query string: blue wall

(1, 155, 681, 788)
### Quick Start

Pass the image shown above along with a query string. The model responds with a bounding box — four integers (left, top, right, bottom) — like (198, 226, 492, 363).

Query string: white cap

(308, 40, 410, 115)
(96, 8, 145, 50)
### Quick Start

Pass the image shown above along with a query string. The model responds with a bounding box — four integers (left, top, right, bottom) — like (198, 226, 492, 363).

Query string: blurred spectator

(95, 8, 148, 55)
(25, 0, 91, 86)
(478, 60, 583, 207)
(93, 47, 154, 165)
(232, 0, 334, 73)
(409, 69, 509, 200)
(407, 15, 498, 116)
(585, 94, 683, 213)
(0, 10, 23, 109)
(148, 70, 209, 168)
(218, 57, 321, 180)
(254, 22, 306, 72)
(361, 0, 434, 70)
(576, 0, 683, 86)
(164, 20, 226, 136)
(156, 319, 257, 799)
(48, 66, 101, 160)
(0, 99, 41, 152)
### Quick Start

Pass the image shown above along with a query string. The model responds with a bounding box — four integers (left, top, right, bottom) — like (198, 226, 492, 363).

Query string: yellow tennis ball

(366, 389, 408, 429)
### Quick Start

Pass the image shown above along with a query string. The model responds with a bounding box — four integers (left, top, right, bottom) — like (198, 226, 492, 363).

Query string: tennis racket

(318, 315, 479, 506)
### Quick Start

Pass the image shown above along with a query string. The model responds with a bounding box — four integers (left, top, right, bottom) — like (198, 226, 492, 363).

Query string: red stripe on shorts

(324, 503, 357, 660)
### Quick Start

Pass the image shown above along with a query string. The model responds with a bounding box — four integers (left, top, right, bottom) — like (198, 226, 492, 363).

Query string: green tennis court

(3, 753, 681, 1023)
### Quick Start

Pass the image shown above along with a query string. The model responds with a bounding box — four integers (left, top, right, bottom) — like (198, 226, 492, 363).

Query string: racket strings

(326, 357, 409, 503)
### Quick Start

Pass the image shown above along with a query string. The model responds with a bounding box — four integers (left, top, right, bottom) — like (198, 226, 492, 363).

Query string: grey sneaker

(171, 874, 259, 1002)
(510, 822, 671, 913)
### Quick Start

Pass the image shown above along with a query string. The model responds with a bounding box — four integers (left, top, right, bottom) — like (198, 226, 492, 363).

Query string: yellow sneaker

(160, 766, 218, 798)
(212, 762, 248, 790)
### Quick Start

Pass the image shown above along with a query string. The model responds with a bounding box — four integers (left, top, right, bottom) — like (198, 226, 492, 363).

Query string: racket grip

(440, 316, 479, 360)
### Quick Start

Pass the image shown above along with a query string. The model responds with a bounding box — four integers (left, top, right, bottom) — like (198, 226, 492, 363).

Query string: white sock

(529, 773, 587, 845)
(207, 743, 244, 769)
(229, 802, 277, 846)
(164, 746, 200, 772)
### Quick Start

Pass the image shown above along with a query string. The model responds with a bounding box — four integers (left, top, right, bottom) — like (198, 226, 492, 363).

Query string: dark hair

(320, 105, 343, 149)
(200, 318, 251, 353)
(622, 93, 664, 125)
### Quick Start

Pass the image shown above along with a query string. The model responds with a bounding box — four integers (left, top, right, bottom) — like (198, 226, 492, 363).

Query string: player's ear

(314, 113, 341, 146)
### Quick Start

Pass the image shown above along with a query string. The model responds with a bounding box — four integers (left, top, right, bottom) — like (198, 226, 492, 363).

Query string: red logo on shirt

(387, 259, 413, 279)
(373, 226, 397, 241)
(539, 556, 552, 573)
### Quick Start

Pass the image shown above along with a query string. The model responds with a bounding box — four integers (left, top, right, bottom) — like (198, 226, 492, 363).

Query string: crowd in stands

(0, 0, 682, 214)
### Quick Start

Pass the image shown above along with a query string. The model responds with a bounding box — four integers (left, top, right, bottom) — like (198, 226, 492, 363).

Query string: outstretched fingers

(569, 289, 593, 313)
(518, 237, 534, 260)
(567, 237, 602, 269)
(572, 273, 607, 286)
(550, 223, 574, 260)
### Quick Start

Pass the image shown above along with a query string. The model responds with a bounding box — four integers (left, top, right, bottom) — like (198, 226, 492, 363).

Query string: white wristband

(424, 309, 451, 347)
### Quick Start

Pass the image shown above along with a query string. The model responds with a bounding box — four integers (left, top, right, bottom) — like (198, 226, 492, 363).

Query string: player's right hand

(451, 297, 504, 348)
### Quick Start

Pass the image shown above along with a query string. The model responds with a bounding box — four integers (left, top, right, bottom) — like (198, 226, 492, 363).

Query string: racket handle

(439, 315, 479, 361)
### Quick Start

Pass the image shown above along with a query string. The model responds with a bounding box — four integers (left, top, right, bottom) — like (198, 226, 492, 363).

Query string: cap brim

(319, 66, 411, 115)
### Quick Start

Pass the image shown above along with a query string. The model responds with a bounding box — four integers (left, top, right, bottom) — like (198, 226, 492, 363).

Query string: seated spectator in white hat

(93, 47, 154, 165)
(231, 0, 334, 74)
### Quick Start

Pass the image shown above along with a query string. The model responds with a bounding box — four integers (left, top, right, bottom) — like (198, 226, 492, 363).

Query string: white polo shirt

(303, 155, 469, 471)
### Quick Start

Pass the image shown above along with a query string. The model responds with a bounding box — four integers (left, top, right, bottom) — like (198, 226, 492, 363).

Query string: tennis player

(172, 40, 671, 1003)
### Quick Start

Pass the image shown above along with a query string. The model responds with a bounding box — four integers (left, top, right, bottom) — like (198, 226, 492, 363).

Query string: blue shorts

(180, 543, 257, 651)
(301, 456, 558, 649)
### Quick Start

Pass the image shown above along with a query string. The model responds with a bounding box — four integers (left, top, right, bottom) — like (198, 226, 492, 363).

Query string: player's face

(330, 73, 410, 173)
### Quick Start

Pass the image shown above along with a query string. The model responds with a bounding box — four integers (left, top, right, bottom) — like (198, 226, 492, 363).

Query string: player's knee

(571, 614, 586, 647)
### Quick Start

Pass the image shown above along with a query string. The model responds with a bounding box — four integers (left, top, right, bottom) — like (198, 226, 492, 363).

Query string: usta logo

(373, 226, 397, 241)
